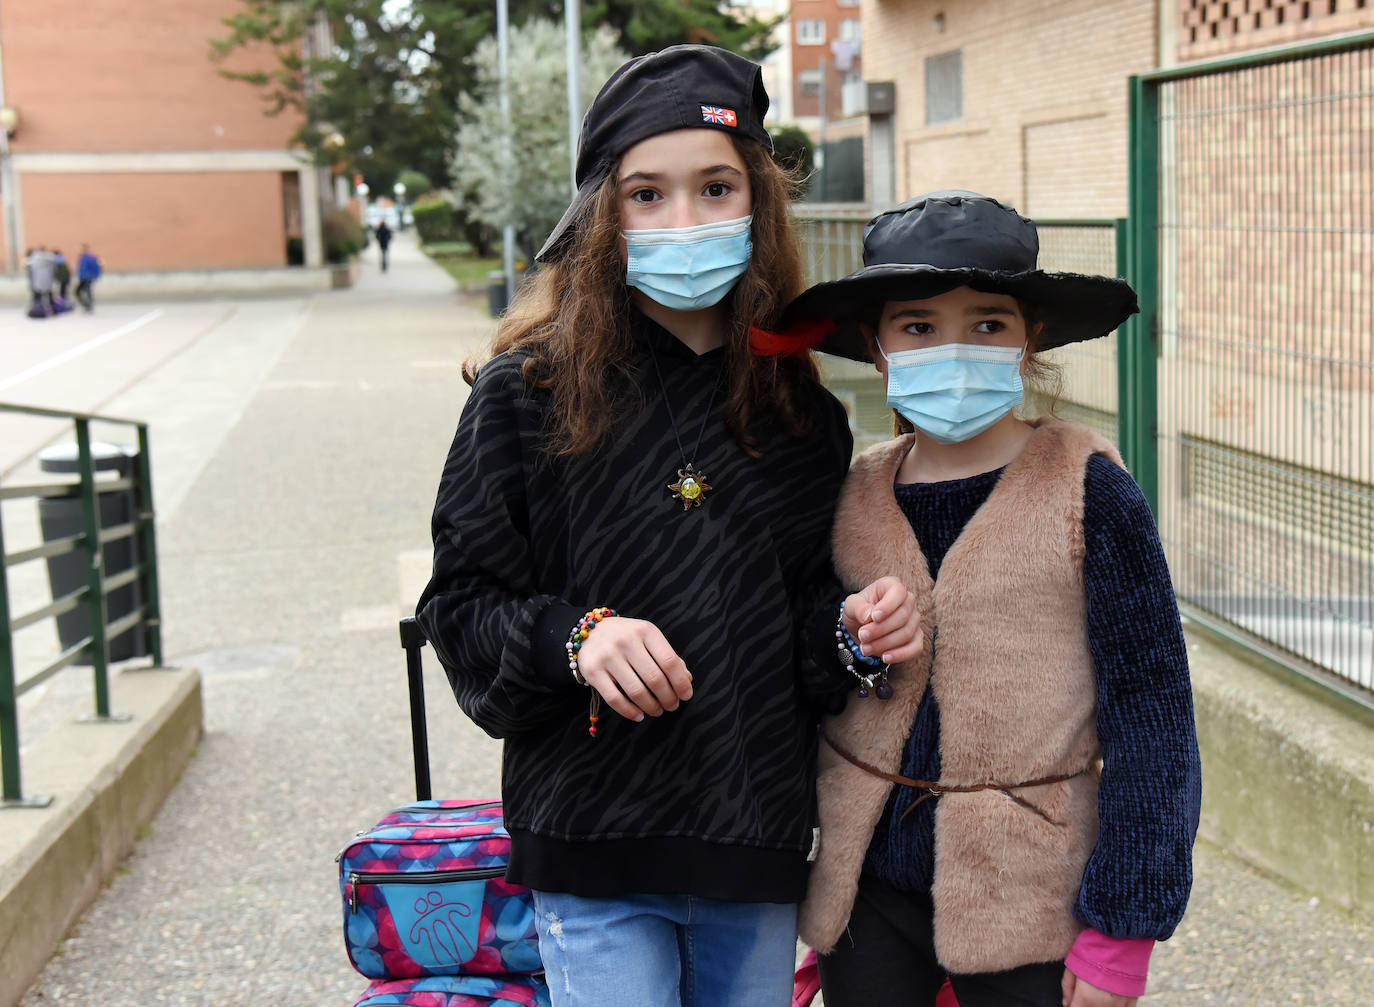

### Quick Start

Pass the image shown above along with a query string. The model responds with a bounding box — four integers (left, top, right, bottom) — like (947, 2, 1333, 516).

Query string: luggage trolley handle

(399, 616, 432, 802)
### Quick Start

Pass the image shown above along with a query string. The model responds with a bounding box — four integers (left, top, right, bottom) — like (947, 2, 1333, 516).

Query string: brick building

(858, 0, 1374, 212)
(789, 0, 865, 126)
(0, 0, 329, 277)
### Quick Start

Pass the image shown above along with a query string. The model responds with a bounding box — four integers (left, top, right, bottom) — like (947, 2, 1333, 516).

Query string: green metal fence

(798, 37, 1374, 705)
(1132, 31, 1374, 701)
(0, 403, 164, 807)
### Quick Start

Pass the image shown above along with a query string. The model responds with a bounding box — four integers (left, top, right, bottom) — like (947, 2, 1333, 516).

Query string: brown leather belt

(822, 734, 1091, 825)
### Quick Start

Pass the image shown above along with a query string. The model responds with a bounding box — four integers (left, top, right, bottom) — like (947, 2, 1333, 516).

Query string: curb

(0, 666, 202, 1007)
(1188, 624, 1374, 921)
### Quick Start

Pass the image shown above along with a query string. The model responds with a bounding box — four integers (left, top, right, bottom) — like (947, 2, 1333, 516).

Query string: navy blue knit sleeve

(1075, 454, 1202, 939)
(416, 356, 581, 739)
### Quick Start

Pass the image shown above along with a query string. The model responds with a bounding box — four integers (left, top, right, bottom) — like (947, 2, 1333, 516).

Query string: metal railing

(1132, 31, 1374, 701)
(0, 403, 164, 807)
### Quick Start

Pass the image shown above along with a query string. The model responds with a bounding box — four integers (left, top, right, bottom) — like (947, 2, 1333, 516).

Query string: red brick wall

(791, 0, 863, 121)
(1179, 0, 1374, 61)
(21, 171, 288, 271)
(1167, 49, 1373, 395)
(0, 0, 300, 154)
(0, 199, 10, 269)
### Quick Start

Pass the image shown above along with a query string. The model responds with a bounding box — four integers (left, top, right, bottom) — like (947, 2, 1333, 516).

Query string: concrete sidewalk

(11, 231, 1374, 1005)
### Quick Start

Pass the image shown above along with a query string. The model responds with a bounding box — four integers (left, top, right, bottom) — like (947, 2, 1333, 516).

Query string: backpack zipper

(335, 801, 504, 862)
(347, 866, 506, 913)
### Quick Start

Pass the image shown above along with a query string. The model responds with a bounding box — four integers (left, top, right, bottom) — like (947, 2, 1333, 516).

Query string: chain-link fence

(1143, 33, 1373, 694)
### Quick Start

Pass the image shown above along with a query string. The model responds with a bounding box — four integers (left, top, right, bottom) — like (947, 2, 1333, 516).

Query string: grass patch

(423, 243, 504, 290)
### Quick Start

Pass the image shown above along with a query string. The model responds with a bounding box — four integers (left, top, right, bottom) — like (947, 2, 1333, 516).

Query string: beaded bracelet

(836, 602, 892, 701)
(566, 606, 617, 737)
(840, 609, 884, 668)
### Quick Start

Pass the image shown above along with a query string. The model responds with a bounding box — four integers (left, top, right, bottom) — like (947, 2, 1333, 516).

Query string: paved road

(0, 301, 242, 475)
(11, 234, 1374, 1005)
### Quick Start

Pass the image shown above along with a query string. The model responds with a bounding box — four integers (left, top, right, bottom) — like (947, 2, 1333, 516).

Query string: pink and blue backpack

(337, 799, 542, 979)
(337, 621, 548, 1006)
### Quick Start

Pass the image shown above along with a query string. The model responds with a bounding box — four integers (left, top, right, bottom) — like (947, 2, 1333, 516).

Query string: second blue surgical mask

(881, 342, 1026, 444)
(624, 215, 753, 311)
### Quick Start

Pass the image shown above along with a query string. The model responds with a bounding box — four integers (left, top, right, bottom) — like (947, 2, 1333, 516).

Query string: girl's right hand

(575, 617, 694, 722)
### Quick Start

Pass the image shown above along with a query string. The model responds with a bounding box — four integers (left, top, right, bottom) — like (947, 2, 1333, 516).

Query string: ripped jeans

(530, 890, 797, 1007)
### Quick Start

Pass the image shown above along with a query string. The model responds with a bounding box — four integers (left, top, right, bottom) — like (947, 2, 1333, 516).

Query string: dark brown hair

(465, 137, 819, 457)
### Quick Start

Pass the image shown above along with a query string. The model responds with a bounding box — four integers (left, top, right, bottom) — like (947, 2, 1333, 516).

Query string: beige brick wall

(21, 171, 288, 271)
(0, 0, 299, 154)
(863, 0, 1158, 216)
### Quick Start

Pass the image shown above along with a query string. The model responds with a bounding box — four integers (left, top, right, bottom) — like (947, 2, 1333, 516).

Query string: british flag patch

(700, 105, 738, 127)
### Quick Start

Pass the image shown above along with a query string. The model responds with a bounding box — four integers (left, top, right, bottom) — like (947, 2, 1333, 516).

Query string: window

(797, 68, 824, 96)
(837, 0, 861, 6)
(925, 49, 962, 124)
(839, 18, 862, 44)
(797, 19, 826, 45)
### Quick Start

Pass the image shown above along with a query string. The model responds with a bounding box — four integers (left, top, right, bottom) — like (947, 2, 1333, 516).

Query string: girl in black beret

(417, 45, 920, 1007)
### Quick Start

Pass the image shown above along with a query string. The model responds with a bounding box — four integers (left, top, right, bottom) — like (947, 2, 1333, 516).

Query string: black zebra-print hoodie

(417, 312, 855, 903)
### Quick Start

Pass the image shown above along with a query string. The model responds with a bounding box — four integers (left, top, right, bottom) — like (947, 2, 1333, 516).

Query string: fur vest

(800, 418, 1123, 973)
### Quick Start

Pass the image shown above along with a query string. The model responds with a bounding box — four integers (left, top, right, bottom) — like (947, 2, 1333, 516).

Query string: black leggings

(818, 874, 1065, 1007)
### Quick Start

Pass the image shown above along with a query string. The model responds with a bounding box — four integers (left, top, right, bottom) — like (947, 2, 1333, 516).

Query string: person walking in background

(374, 219, 392, 272)
(416, 45, 921, 1007)
(52, 250, 72, 303)
(25, 246, 55, 318)
(767, 190, 1202, 1007)
(76, 244, 102, 312)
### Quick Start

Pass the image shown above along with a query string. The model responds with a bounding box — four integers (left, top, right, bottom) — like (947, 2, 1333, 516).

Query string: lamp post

(393, 181, 406, 230)
(497, 0, 516, 305)
(0, 105, 18, 276)
(356, 181, 370, 231)
(566, 2, 580, 200)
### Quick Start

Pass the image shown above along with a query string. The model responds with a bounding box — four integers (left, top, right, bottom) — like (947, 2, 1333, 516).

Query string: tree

(453, 19, 628, 264)
(209, 0, 781, 196)
(396, 169, 434, 197)
(769, 125, 815, 195)
(210, 0, 463, 191)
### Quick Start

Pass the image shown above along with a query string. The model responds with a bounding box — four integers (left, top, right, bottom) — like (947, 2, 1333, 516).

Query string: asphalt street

(4, 234, 1371, 1005)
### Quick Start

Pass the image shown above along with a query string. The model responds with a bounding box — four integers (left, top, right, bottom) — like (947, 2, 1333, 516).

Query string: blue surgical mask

(624, 215, 752, 311)
(880, 341, 1026, 444)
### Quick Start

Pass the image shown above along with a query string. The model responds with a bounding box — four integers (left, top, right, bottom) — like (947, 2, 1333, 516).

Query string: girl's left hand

(841, 576, 922, 665)
(1061, 970, 1137, 1007)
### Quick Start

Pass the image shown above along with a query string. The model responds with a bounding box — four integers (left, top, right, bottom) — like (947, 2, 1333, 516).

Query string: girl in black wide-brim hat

(416, 45, 921, 1007)
(767, 191, 1202, 1007)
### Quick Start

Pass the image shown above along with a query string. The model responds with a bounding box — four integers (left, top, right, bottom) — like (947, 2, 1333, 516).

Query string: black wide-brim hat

(536, 44, 773, 263)
(778, 190, 1139, 361)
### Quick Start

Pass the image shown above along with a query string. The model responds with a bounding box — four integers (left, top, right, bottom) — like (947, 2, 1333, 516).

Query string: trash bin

(486, 270, 508, 318)
(37, 441, 147, 663)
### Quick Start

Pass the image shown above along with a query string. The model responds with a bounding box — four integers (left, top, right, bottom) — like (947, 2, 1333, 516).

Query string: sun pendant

(667, 465, 712, 510)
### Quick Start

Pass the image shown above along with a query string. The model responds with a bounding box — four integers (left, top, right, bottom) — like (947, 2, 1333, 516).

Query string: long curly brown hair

(464, 137, 819, 457)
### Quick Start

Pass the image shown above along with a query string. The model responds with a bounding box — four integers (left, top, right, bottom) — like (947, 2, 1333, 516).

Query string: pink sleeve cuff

(1064, 928, 1155, 998)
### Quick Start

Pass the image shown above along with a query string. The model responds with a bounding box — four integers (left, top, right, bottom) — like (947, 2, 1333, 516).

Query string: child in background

(772, 190, 1201, 1007)
(417, 46, 921, 1007)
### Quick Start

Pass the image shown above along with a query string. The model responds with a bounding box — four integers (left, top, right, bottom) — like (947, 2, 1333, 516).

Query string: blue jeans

(531, 890, 798, 1007)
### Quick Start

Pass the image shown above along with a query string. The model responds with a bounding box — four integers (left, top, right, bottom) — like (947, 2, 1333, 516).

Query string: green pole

(1126, 75, 1161, 516)
(75, 421, 112, 718)
(1115, 214, 1135, 473)
(0, 507, 21, 802)
(135, 425, 163, 667)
